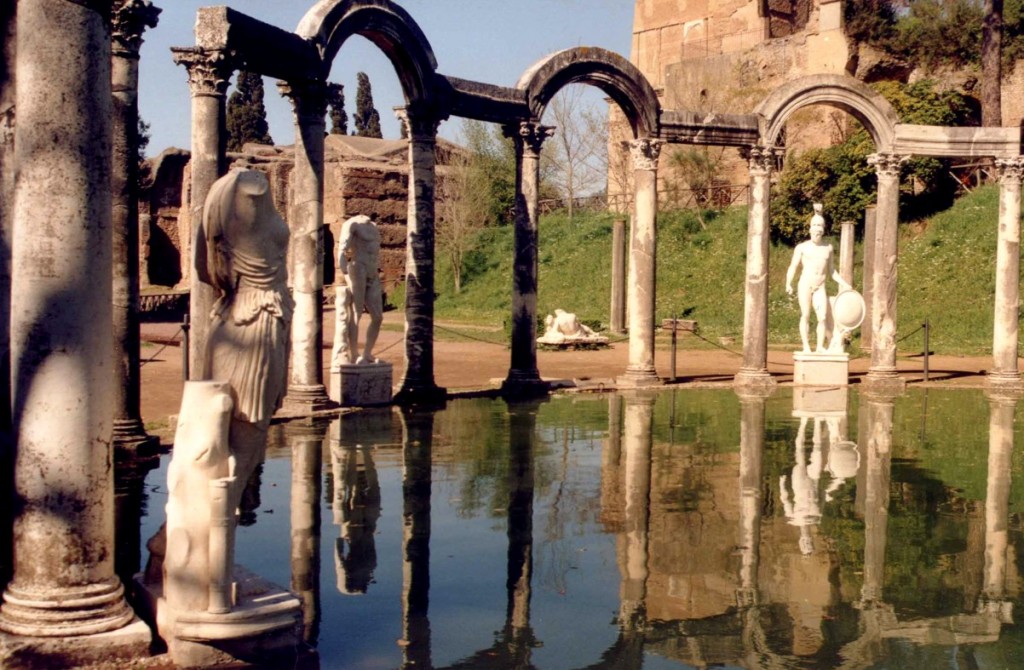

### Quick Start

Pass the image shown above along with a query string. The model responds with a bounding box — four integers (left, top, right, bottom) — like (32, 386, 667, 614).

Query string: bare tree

(436, 124, 493, 293)
(542, 85, 609, 220)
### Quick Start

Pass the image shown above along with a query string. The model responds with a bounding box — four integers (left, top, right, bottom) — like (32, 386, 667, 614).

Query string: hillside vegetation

(430, 184, 1005, 356)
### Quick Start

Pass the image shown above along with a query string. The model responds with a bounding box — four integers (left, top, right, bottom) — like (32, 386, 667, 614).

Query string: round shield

(833, 289, 866, 331)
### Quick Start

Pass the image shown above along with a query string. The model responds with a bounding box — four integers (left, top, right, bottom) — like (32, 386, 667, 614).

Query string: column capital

(629, 137, 663, 171)
(995, 157, 1024, 185)
(171, 46, 234, 98)
(866, 152, 908, 177)
(503, 120, 554, 157)
(396, 105, 443, 142)
(278, 79, 329, 120)
(740, 145, 780, 176)
(111, 0, 161, 57)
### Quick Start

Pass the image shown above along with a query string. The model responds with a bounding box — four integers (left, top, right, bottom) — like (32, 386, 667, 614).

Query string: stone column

(506, 401, 539, 640)
(399, 406, 433, 667)
(735, 146, 776, 386)
(839, 220, 855, 286)
(979, 391, 1017, 617)
(502, 121, 554, 396)
(860, 390, 895, 605)
(170, 46, 232, 380)
(395, 107, 446, 403)
(865, 153, 906, 388)
(610, 217, 627, 334)
(280, 80, 331, 411)
(0, 0, 138, 641)
(620, 139, 663, 387)
(861, 206, 877, 351)
(111, 0, 160, 451)
(0, 0, 16, 588)
(989, 158, 1024, 387)
(289, 420, 325, 644)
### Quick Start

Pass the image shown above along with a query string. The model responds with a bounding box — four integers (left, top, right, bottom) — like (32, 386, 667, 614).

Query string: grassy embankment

(416, 184, 1003, 357)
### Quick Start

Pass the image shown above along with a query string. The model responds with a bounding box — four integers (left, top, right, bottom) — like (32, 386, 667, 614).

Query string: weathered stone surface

(331, 362, 394, 406)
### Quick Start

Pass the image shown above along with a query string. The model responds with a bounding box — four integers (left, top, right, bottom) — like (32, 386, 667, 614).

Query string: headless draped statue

(332, 214, 384, 367)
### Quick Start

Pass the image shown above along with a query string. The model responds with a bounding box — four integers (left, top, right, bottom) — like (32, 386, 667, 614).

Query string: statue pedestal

(134, 566, 303, 668)
(793, 351, 849, 386)
(330, 362, 393, 406)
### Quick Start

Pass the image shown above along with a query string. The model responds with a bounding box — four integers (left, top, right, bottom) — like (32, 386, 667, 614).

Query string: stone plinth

(134, 566, 302, 668)
(793, 385, 848, 416)
(793, 351, 849, 386)
(0, 618, 152, 669)
(330, 363, 393, 407)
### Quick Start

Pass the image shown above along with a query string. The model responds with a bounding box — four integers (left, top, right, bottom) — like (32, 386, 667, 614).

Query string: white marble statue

(332, 214, 384, 367)
(785, 203, 852, 353)
(163, 168, 293, 615)
(537, 308, 609, 345)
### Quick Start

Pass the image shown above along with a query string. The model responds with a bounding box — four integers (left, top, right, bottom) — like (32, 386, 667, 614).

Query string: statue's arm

(828, 249, 851, 291)
(785, 246, 802, 295)
(337, 225, 351, 275)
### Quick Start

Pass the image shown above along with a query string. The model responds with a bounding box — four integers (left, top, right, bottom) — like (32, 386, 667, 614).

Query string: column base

(733, 368, 777, 388)
(112, 418, 160, 454)
(0, 617, 151, 669)
(863, 368, 906, 394)
(987, 370, 1024, 392)
(501, 370, 550, 398)
(616, 367, 663, 388)
(0, 578, 135, 637)
(393, 382, 448, 408)
(281, 384, 334, 415)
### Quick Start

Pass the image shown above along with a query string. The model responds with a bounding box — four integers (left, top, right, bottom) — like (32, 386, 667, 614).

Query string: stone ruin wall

(140, 136, 458, 295)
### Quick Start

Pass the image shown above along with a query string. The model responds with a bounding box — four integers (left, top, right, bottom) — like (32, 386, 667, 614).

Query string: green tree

(327, 82, 348, 135)
(226, 70, 273, 152)
(462, 120, 518, 226)
(353, 72, 383, 139)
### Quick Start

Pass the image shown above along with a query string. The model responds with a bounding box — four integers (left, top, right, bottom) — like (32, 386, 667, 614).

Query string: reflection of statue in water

(537, 308, 608, 345)
(780, 417, 824, 555)
(332, 214, 383, 367)
(335, 446, 381, 595)
(786, 204, 851, 353)
(162, 169, 293, 615)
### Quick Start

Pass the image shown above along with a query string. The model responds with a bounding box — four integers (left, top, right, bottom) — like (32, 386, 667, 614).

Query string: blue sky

(139, 1, 635, 155)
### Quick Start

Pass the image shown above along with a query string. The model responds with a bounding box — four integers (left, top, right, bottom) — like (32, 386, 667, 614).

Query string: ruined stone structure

(142, 135, 461, 293)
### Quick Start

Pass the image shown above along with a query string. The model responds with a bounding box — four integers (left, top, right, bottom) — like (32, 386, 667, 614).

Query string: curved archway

(296, 0, 438, 105)
(754, 74, 900, 151)
(517, 47, 660, 138)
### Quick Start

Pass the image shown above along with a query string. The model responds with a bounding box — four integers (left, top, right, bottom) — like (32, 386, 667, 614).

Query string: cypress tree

(226, 70, 273, 152)
(327, 83, 348, 135)
(353, 71, 383, 139)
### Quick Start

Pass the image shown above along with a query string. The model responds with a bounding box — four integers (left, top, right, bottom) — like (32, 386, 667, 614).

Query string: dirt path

(140, 309, 995, 435)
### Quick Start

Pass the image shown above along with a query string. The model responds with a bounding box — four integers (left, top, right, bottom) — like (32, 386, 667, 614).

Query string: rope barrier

(690, 330, 744, 357)
(896, 324, 924, 344)
(434, 323, 508, 346)
(140, 326, 183, 368)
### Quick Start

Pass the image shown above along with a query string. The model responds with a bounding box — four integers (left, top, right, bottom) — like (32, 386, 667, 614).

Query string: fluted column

(990, 158, 1024, 387)
(111, 0, 160, 450)
(620, 139, 663, 387)
(395, 107, 446, 403)
(170, 46, 232, 380)
(503, 121, 553, 396)
(280, 80, 330, 410)
(736, 146, 776, 386)
(865, 153, 906, 388)
(0, 0, 135, 638)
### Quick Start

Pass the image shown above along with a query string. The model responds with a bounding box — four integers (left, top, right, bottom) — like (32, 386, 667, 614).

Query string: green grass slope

(432, 185, 1006, 355)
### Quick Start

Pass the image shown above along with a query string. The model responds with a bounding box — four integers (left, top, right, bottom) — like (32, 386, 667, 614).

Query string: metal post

(182, 313, 190, 381)
(922, 319, 930, 382)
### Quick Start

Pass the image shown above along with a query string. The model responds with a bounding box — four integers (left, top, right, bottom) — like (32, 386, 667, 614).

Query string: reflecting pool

(125, 387, 1024, 668)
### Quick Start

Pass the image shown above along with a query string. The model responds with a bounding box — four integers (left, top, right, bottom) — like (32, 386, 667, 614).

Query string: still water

(127, 387, 1024, 668)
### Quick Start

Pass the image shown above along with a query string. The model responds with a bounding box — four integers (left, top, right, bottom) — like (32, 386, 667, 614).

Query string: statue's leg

(798, 287, 813, 352)
(362, 280, 384, 361)
(812, 289, 828, 352)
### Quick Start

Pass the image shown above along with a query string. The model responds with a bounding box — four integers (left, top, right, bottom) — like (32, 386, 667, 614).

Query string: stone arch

(296, 0, 438, 105)
(755, 74, 900, 152)
(517, 47, 660, 138)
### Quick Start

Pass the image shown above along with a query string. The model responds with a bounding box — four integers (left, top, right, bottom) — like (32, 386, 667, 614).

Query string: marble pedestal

(793, 385, 848, 416)
(330, 362, 393, 407)
(793, 352, 849, 386)
(134, 566, 303, 668)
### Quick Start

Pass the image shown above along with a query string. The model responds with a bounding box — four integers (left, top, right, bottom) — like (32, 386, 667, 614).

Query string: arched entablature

(755, 74, 900, 153)
(296, 0, 439, 108)
(516, 47, 660, 138)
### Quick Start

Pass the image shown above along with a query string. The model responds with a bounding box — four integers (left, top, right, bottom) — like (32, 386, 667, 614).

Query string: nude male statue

(785, 203, 851, 353)
(332, 214, 383, 366)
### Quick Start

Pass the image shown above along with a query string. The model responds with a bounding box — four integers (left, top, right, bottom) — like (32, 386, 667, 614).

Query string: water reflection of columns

(399, 407, 434, 669)
(289, 419, 326, 645)
(736, 389, 770, 607)
(860, 391, 895, 606)
(619, 392, 655, 629)
(506, 401, 540, 654)
(978, 391, 1019, 621)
